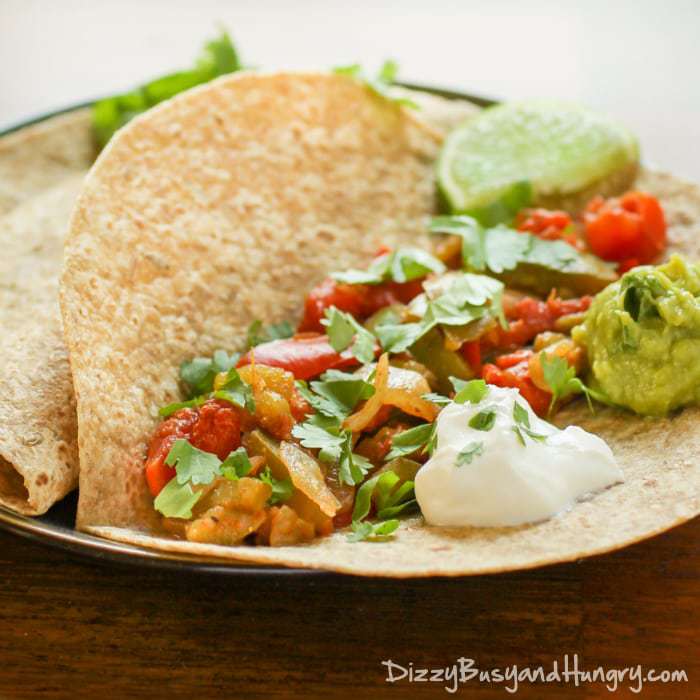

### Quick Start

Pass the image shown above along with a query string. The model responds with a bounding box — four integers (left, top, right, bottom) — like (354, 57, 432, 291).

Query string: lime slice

(438, 100, 639, 212)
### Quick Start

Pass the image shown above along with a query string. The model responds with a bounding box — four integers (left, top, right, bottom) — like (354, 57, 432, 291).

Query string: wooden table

(0, 516, 697, 699)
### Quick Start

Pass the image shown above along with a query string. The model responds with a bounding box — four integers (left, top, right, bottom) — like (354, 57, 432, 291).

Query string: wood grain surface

(0, 516, 697, 699)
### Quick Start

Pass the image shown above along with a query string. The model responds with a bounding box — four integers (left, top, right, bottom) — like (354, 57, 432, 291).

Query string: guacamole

(573, 255, 700, 415)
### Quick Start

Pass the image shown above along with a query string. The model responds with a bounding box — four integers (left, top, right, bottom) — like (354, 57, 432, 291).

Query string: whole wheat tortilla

(60, 73, 699, 576)
(0, 110, 92, 514)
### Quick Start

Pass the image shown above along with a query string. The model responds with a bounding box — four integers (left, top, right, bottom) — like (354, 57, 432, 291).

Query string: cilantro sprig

(375, 273, 506, 353)
(511, 401, 547, 445)
(346, 469, 416, 542)
(539, 353, 611, 415)
(322, 306, 376, 364)
(179, 350, 239, 398)
(385, 423, 436, 461)
(213, 366, 256, 413)
(332, 246, 445, 285)
(333, 60, 417, 108)
(430, 215, 584, 277)
(291, 417, 370, 486)
(154, 440, 255, 519)
(93, 30, 241, 148)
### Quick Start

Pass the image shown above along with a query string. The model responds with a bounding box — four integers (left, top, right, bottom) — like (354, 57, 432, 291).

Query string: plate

(0, 84, 493, 575)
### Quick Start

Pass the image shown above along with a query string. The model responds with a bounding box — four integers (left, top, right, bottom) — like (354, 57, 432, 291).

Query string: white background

(1, 0, 699, 179)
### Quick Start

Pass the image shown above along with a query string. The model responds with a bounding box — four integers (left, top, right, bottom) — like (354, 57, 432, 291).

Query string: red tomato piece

(516, 208, 581, 248)
(482, 360, 551, 417)
(144, 399, 242, 497)
(489, 295, 591, 350)
(584, 191, 666, 269)
(237, 334, 364, 380)
(298, 278, 366, 332)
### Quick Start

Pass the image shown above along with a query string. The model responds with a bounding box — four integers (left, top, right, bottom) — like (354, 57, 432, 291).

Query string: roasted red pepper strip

(298, 277, 424, 332)
(237, 334, 362, 380)
(584, 191, 666, 271)
(488, 294, 592, 350)
(460, 340, 482, 374)
(145, 399, 242, 496)
(482, 353, 552, 417)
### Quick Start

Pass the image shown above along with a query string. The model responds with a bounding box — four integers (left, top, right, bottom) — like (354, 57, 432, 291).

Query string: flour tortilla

(0, 109, 92, 514)
(60, 73, 699, 576)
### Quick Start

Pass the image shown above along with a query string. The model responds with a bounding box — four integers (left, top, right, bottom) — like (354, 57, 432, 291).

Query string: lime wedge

(438, 100, 639, 212)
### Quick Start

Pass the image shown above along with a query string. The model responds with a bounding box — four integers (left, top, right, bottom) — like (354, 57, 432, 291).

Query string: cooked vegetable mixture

(144, 185, 679, 547)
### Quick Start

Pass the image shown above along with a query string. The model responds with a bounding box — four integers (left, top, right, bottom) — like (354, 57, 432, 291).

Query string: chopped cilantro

(338, 434, 373, 486)
(539, 353, 611, 414)
(322, 306, 376, 364)
(430, 215, 583, 277)
(165, 439, 223, 486)
(180, 350, 238, 397)
(511, 400, 547, 445)
(385, 423, 435, 460)
(375, 273, 505, 353)
(153, 479, 201, 520)
(259, 467, 293, 505)
(333, 60, 417, 108)
(291, 421, 345, 462)
(332, 246, 445, 285)
(347, 519, 400, 542)
(219, 447, 254, 481)
(301, 372, 374, 420)
(346, 469, 413, 542)
(456, 441, 484, 466)
(213, 367, 255, 413)
(422, 392, 451, 406)
(159, 395, 207, 417)
(452, 377, 488, 405)
(468, 409, 496, 432)
(246, 319, 294, 348)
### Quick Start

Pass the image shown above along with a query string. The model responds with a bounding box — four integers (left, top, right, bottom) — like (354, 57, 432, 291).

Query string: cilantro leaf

(456, 441, 484, 466)
(246, 319, 294, 348)
(346, 519, 400, 542)
(430, 216, 585, 279)
(93, 30, 241, 148)
(385, 423, 434, 460)
(259, 467, 294, 505)
(339, 434, 373, 486)
(452, 378, 488, 404)
(291, 420, 345, 463)
(302, 373, 375, 420)
(468, 409, 496, 431)
(352, 471, 399, 522)
(333, 60, 417, 108)
(219, 447, 253, 481)
(213, 367, 255, 412)
(422, 392, 451, 406)
(165, 439, 223, 486)
(511, 401, 547, 444)
(153, 478, 201, 519)
(375, 273, 505, 353)
(159, 395, 207, 418)
(322, 307, 376, 364)
(332, 246, 444, 286)
(180, 350, 238, 397)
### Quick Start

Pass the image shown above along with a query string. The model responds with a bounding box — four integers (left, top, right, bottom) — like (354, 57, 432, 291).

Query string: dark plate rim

(0, 82, 495, 577)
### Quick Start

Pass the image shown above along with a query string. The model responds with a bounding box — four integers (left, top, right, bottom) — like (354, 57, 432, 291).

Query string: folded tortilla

(0, 110, 92, 514)
(60, 72, 699, 575)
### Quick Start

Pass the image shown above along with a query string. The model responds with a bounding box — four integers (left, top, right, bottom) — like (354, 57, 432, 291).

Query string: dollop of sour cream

(414, 386, 623, 527)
